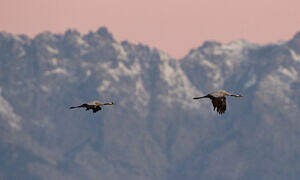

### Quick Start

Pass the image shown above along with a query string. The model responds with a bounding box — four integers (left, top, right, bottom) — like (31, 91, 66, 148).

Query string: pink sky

(0, 0, 299, 58)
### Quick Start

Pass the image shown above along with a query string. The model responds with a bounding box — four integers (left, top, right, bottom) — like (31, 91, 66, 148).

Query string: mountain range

(0, 27, 299, 180)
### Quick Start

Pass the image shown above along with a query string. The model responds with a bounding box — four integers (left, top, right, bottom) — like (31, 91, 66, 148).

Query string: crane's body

(193, 90, 243, 115)
(70, 101, 115, 113)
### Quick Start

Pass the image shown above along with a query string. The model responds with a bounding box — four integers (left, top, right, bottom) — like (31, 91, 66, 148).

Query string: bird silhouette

(193, 90, 243, 115)
(69, 101, 115, 113)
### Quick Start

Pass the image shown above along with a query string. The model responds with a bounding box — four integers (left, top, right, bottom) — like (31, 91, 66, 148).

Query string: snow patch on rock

(244, 75, 257, 89)
(51, 58, 58, 66)
(45, 68, 69, 76)
(278, 66, 298, 81)
(256, 66, 298, 112)
(86, 69, 92, 77)
(289, 49, 300, 62)
(100, 61, 141, 81)
(112, 42, 128, 60)
(133, 78, 150, 116)
(97, 80, 111, 93)
(159, 53, 201, 109)
(0, 87, 21, 130)
(46, 45, 59, 55)
(40, 85, 50, 93)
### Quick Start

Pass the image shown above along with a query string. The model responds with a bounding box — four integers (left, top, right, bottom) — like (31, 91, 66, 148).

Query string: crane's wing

(211, 97, 226, 115)
(92, 106, 102, 113)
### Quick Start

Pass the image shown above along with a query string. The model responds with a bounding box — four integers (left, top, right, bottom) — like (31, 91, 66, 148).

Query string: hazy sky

(0, 0, 299, 58)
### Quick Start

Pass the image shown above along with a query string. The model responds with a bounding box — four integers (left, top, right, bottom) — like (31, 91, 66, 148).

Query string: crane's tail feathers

(69, 106, 80, 109)
(69, 105, 85, 109)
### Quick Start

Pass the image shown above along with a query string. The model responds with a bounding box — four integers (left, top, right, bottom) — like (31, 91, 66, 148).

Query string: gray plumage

(69, 101, 115, 113)
(193, 90, 243, 115)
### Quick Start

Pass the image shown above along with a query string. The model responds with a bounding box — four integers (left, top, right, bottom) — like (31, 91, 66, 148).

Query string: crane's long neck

(193, 95, 209, 99)
(223, 91, 232, 96)
(103, 102, 114, 105)
(230, 94, 240, 97)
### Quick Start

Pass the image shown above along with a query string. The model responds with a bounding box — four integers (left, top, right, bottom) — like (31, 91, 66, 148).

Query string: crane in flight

(193, 90, 243, 115)
(70, 101, 115, 113)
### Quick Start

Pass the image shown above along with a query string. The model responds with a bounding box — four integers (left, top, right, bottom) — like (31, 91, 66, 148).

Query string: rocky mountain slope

(0, 27, 299, 180)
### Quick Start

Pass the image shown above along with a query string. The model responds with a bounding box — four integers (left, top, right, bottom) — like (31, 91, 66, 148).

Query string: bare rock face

(0, 28, 299, 180)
